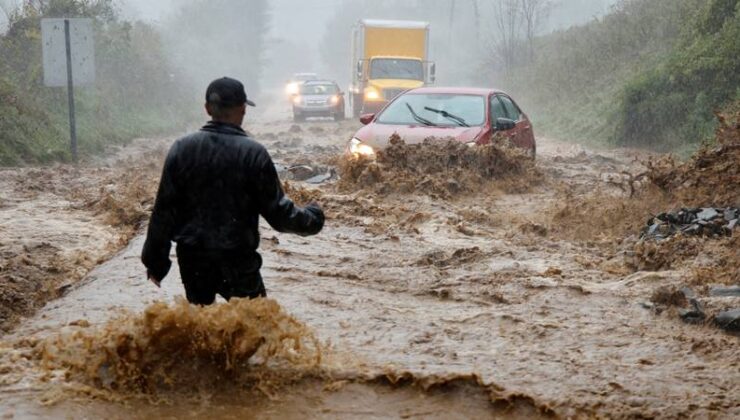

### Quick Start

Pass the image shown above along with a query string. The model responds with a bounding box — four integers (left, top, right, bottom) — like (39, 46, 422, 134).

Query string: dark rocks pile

(650, 285, 740, 333)
(643, 207, 739, 239)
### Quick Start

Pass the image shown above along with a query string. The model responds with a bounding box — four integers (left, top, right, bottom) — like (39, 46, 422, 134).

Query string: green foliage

(617, 0, 739, 148)
(0, 0, 193, 165)
(491, 0, 739, 151)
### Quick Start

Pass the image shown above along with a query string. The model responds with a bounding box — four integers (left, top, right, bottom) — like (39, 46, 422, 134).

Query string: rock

(56, 283, 73, 296)
(446, 179, 461, 194)
(723, 208, 737, 221)
(640, 302, 655, 310)
(274, 163, 288, 177)
(642, 207, 739, 239)
(714, 309, 740, 332)
(305, 171, 334, 184)
(678, 299, 705, 324)
(288, 165, 317, 181)
(697, 208, 719, 221)
(680, 287, 696, 299)
(709, 286, 740, 298)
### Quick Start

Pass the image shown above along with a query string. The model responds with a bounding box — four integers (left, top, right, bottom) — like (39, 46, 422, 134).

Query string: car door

(498, 95, 534, 150)
(489, 95, 512, 144)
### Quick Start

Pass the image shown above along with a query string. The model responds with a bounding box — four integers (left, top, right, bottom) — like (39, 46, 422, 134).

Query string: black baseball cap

(206, 77, 256, 107)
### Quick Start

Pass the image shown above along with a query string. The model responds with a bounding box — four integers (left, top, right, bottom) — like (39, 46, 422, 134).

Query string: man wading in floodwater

(142, 77, 324, 304)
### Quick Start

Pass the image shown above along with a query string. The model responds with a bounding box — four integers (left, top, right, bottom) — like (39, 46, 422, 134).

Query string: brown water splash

(35, 298, 322, 395)
(339, 135, 542, 198)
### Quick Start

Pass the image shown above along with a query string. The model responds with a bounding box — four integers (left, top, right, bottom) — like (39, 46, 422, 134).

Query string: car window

(490, 95, 507, 121)
(300, 84, 338, 95)
(499, 95, 521, 121)
(376, 94, 486, 127)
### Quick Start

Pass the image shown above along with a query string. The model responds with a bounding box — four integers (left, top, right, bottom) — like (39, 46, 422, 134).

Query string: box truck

(350, 19, 436, 116)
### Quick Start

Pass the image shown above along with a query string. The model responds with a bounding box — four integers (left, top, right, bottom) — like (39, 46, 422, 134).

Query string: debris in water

(678, 299, 706, 324)
(709, 286, 740, 298)
(642, 207, 739, 239)
(275, 163, 336, 184)
(714, 309, 740, 332)
(305, 169, 336, 184)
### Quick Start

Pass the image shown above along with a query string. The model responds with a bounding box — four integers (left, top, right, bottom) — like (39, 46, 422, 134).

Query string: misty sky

(3, 0, 617, 41)
(1, 0, 618, 86)
(121, 0, 342, 43)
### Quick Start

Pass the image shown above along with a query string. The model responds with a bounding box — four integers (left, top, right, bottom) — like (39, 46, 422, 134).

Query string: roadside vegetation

(0, 0, 191, 164)
(0, 0, 270, 165)
(490, 0, 740, 152)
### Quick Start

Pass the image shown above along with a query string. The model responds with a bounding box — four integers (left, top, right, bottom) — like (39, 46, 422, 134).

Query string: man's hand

(148, 274, 162, 288)
(306, 201, 325, 221)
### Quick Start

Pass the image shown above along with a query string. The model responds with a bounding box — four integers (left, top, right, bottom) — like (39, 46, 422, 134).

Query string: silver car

(292, 80, 345, 122)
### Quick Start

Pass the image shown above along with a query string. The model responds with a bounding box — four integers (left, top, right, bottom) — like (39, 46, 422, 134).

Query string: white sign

(41, 18, 95, 87)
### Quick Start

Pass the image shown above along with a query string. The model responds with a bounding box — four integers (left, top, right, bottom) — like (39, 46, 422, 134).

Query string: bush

(616, 0, 740, 149)
(0, 0, 194, 165)
(485, 0, 739, 151)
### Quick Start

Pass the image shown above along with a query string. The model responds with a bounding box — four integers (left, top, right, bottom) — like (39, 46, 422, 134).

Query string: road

(0, 102, 738, 419)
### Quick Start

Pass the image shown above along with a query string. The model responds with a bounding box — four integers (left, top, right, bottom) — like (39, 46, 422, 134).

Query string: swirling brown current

(2, 298, 551, 419)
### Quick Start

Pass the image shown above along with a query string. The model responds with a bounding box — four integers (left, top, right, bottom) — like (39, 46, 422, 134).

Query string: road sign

(41, 18, 95, 161)
(41, 18, 95, 87)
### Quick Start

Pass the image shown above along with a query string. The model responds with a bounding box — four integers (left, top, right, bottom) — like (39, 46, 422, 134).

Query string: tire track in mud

(1, 114, 738, 418)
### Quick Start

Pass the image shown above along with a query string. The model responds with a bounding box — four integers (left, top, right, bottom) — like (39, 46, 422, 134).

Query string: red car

(348, 87, 536, 158)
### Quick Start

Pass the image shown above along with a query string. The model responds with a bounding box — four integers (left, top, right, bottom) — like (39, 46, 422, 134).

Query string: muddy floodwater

(0, 102, 738, 419)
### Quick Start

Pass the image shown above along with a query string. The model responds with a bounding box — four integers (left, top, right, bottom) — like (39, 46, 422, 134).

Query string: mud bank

(0, 139, 168, 331)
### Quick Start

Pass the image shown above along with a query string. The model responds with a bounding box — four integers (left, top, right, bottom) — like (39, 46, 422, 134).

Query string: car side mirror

(429, 62, 436, 84)
(495, 118, 516, 131)
(356, 61, 363, 80)
(360, 113, 375, 125)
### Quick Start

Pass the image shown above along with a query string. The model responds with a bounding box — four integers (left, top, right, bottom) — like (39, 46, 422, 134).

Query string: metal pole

(64, 19, 78, 162)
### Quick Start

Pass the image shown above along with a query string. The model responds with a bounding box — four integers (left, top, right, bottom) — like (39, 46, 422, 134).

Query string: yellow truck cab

(350, 19, 436, 116)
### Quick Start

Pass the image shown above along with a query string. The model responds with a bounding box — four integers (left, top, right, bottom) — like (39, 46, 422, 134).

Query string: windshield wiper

(423, 107, 469, 127)
(406, 103, 437, 126)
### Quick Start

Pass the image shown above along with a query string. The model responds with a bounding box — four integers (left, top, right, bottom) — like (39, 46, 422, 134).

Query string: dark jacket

(141, 121, 324, 281)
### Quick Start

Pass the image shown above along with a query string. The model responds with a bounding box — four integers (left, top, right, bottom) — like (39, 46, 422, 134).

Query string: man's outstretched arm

(141, 144, 179, 282)
(254, 149, 324, 236)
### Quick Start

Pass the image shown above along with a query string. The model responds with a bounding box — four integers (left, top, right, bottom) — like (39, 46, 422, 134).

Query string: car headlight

(330, 95, 340, 105)
(364, 87, 380, 101)
(349, 138, 375, 157)
(292, 95, 302, 105)
(286, 82, 299, 95)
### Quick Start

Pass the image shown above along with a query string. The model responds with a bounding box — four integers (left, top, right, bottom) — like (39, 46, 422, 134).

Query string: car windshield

(376, 93, 486, 127)
(300, 84, 338, 95)
(370, 58, 423, 80)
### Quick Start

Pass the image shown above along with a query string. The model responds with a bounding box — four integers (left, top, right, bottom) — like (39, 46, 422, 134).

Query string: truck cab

(350, 20, 436, 116)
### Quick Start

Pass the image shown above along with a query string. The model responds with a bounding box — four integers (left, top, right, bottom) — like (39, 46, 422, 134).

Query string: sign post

(41, 18, 95, 162)
(64, 20, 78, 160)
